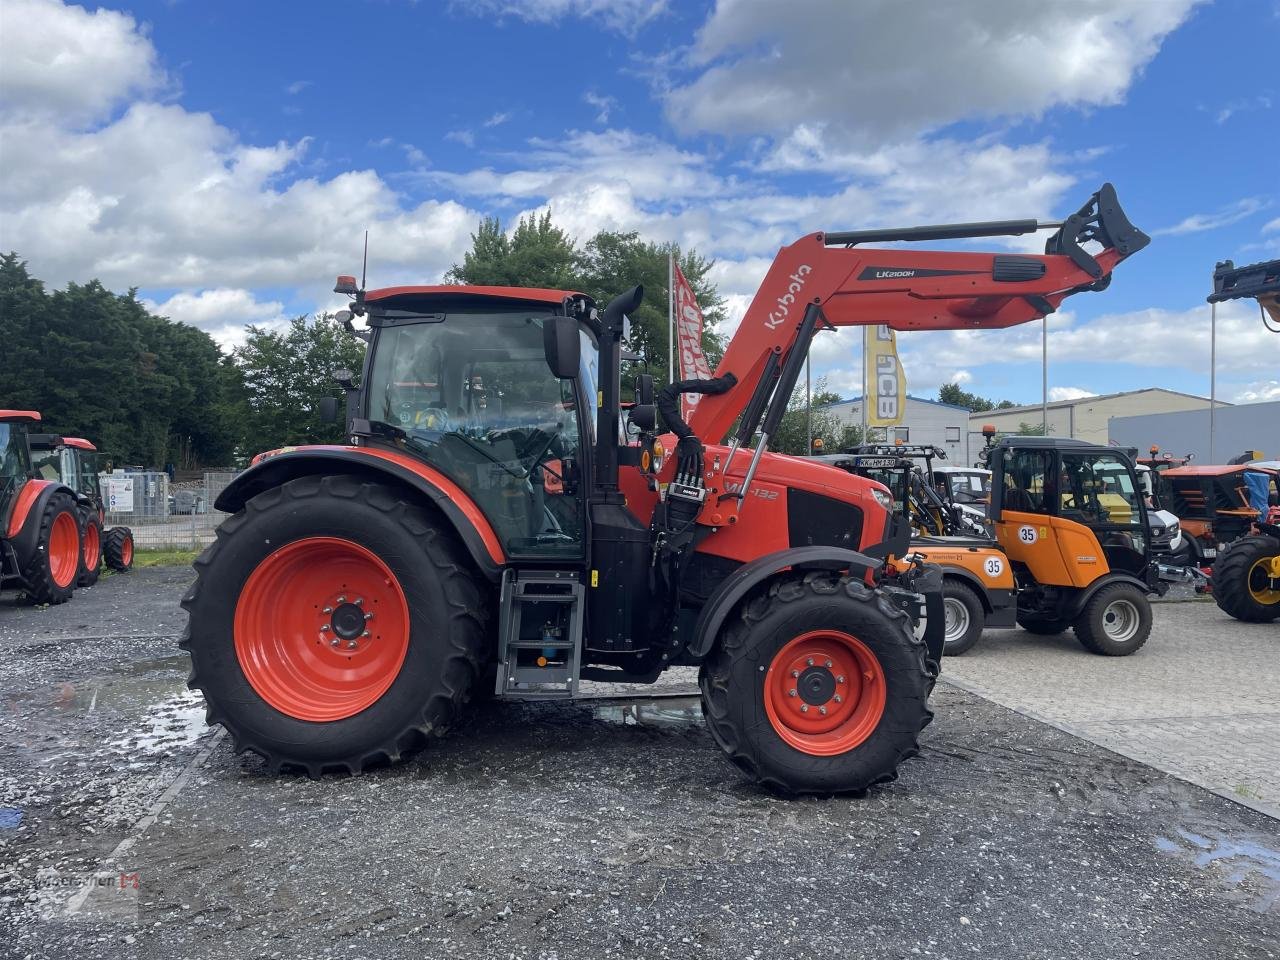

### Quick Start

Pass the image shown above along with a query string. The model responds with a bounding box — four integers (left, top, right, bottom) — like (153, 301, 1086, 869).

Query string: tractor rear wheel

(103, 527, 134, 571)
(181, 476, 490, 776)
(1017, 616, 1070, 635)
(78, 512, 103, 586)
(1073, 582, 1152, 656)
(941, 579, 984, 655)
(700, 573, 933, 795)
(23, 492, 81, 605)
(1211, 534, 1280, 622)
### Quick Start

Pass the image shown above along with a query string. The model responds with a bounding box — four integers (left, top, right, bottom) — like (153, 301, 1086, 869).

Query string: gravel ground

(1, 570, 1277, 959)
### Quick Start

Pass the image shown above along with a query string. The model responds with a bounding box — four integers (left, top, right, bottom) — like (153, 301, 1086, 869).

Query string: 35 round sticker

(983, 556, 1004, 578)
(1018, 525, 1037, 544)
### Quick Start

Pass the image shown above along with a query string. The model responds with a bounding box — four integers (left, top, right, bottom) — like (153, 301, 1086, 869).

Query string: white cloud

(144, 288, 288, 351)
(445, 129, 476, 147)
(284, 80, 311, 96)
(1228, 380, 1280, 404)
(0, 0, 166, 124)
(1264, 218, 1280, 234)
(665, 0, 1199, 142)
(484, 112, 512, 128)
(457, 0, 666, 33)
(1049, 386, 1097, 401)
(1214, 94, 1272, 124)
(1153, 197, 1268, 236)
(583, 91, 617, 123)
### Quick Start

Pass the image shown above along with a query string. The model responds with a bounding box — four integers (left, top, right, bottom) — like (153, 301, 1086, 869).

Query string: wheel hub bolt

(364, 612, 374, 621)
(320, 624, 330, 632)
(819, 706, 827, 716)
(353, 598, 363, 606)
(337, 595, 347, 604)
(833, 694, 843, 704)
(788, 689, 798, 697)
(836, 675, 846, 684)
(323, 606, 333, 615)
(791, 669, 799, 678)
(361, 630, 370, 638)
(824, 659, 833, 669)
(330, 639, 340, 648)
(346, 640, 358, 650)
(800, 704, 809, 713)
(806, 658, 814, 667)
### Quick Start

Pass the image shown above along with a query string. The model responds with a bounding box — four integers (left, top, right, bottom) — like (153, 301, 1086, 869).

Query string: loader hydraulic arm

(687, 183, 1149, 444)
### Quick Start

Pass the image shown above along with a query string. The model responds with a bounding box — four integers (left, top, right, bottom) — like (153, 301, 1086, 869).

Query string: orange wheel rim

(234, 537, 410, 722)
(121, 536, 133, 566)
(84, 524, 101, 569)
(48, 512, 79, 588)
(764, 630, 886, 756)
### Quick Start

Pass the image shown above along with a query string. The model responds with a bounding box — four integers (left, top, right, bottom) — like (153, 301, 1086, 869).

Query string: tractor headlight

(871, 488, 893, 512)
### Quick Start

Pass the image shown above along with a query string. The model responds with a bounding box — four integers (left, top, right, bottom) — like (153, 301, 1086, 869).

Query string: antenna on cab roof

(361, 231, 369, 291)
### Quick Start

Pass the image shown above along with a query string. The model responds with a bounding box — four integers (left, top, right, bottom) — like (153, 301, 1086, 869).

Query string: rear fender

(3, 480, 77, 566)
(217, 447, 505, 580)
(688, 545, 882, 660)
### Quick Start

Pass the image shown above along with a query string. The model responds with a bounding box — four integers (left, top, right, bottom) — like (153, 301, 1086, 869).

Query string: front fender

(688, 545, 882, 660)
(1066, 572, 1155, 619)
(3, 480, 77, 567)
(218, 446, 506, 580)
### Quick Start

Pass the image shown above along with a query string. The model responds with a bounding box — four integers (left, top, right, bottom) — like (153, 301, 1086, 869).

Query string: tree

(1016, 421, 1048, 436)
(0, 254, 239, 467)
(771, 382, 863, 455)
(234, 314, 366, 459)
(445, 212, 582, 290)
(939, 382, 1016, 412)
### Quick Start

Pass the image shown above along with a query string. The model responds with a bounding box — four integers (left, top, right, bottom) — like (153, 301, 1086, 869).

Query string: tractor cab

(29, 435, 104, 516)
(987, 437, 1163, 654)
(0, 410, 38, 526)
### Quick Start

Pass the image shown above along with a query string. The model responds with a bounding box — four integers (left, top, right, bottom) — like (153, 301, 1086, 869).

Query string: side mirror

(543, 316, 580, 380)
(332, 368, 357, 390)
(635, 374, 655, 406)
(318, 396, 341, 423)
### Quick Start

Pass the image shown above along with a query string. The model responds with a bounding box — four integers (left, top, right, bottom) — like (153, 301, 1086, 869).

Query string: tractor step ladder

(495, 569, 585, 700)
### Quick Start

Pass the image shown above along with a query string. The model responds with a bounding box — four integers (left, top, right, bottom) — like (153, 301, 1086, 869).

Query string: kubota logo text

(765, 264, 813, 329)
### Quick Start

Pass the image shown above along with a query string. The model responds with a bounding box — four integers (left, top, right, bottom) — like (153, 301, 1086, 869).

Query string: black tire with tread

(22, 492, 81, 605)
(103, 527, 133, 571)
(78, 511, 103, 587)
(1211, 534, 1280, 622)
(699, 572, 935, 795)
(1017, 616, 1071, 635)
(181, 475, 491, 776)
(941, 578, 985, 656)
(1073, 581, 1152, 656)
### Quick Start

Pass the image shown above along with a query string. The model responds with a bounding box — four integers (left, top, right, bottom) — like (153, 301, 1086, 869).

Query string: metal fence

(102, 470, 238, 549)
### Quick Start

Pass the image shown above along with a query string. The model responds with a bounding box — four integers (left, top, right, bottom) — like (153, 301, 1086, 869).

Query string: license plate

(1202, 548, 1216, 558)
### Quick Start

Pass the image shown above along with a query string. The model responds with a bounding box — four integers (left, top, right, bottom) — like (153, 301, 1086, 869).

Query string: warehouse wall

(1110, 401, 1280, 462)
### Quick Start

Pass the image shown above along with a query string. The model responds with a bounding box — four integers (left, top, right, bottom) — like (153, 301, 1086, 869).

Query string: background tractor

(183, 183, 1148, 792)
(0, 411, 83, 604)
(29, 434, 135, 583)
(986, 437, 1165, 655)
(1205, 256, 1280, 623)
(812, 449, 1014, 655)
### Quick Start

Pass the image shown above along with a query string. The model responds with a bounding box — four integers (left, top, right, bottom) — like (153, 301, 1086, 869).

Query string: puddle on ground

(1153, 827, 1280, 913)
(591, 696, 704, 729)
(109, 688, 208, 759)
(4, 654, 190, 717)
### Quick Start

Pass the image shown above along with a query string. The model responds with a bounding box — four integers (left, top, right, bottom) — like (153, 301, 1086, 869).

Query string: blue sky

(1, 0, 1277, 406)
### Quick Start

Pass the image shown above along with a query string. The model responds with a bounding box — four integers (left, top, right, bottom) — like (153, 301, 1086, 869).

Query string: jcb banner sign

(674, 262, 713, 417)
(865, 325, 906, 427)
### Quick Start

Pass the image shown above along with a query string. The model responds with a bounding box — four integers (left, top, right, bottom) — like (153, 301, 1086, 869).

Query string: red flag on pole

(673, 262, 712, 417)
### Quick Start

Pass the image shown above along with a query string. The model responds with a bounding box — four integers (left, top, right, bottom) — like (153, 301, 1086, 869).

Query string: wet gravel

(1, 568, 1278, 959)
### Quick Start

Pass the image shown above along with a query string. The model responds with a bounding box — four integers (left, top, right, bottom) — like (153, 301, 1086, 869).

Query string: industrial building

(1110, 399, 1280, 462)
(820, 395, 974, 464)
(968, 388, 1227, 444)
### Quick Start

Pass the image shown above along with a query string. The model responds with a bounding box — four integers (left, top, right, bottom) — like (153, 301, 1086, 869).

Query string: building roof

(817, 394, 972, 413)
(966, 387, 1228, 419)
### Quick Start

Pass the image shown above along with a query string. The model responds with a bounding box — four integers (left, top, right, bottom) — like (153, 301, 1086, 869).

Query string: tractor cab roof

(0, 410, 41, 424)
(26, 434, 95, 452)
(992, 436, 1136, 458)
(364, 285, 592, 310)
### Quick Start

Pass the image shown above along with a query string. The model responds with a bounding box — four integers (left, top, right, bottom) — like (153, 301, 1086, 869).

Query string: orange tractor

(29, 433, 135, 582)
(0, 410, 84, 604)
(184, 184, 1148, 792)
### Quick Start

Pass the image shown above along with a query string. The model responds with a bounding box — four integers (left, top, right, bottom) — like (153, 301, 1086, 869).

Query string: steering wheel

(410, 407, 452, 431)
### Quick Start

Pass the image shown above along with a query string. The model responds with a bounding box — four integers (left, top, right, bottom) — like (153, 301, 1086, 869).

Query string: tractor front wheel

(78, 512, 103, 586)
(23, 492, 82, 605)
(1211, 535, 1280, 622)
(103, 527, 134, 571)
(181, 476, 490, 776)
(1073, 582, 1152, 656)
(700, 573, 934, 795)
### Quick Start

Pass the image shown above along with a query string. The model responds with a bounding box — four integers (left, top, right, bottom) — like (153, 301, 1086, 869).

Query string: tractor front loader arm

(688, 183, 1149, 444)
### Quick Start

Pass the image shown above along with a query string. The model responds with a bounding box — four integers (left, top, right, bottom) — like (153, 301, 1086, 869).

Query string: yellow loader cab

(987, 437, 1166, 655)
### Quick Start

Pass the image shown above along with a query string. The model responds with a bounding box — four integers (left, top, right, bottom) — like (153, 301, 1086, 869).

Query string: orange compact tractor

(0, 411, 84, 604)
(184, 184, 1148, 792)
(29, 434, 135, 583)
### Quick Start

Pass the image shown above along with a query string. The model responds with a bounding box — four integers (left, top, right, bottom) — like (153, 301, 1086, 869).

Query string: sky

(0, 0, 1277, 407)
